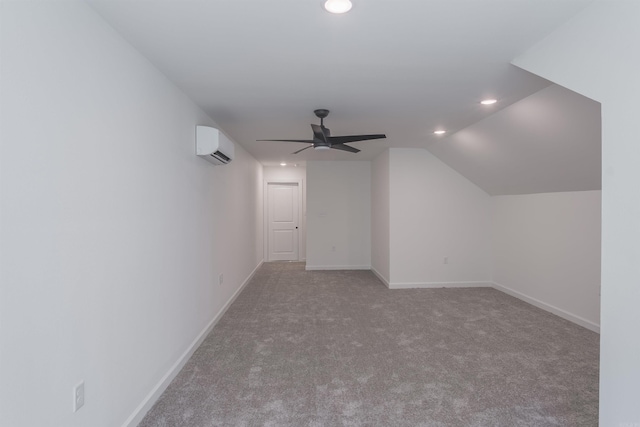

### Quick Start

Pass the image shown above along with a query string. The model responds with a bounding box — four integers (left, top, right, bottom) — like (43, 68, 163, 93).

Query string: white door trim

(263, 179, 304, 262)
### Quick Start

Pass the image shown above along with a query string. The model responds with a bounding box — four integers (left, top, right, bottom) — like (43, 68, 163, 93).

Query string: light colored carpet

(140, 262, 599, 426)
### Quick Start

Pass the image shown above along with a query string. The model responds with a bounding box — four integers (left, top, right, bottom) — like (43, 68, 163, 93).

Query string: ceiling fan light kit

(257, 109, 386, 155)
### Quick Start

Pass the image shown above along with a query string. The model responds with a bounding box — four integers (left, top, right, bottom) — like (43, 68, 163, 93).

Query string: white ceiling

(88, 0, 600, 194)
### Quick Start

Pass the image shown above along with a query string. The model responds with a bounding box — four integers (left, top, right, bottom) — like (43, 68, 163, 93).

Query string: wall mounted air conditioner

(196, 125, 235, 165)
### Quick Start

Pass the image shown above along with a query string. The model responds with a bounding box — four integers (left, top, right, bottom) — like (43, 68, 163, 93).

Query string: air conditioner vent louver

(211, 151, 230, 162)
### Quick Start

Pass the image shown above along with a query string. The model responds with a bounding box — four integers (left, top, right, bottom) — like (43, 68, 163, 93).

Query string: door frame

(263, 179, 304, 262)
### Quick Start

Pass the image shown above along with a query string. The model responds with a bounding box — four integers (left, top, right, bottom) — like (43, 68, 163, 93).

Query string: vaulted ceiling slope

(88, 0, 599, 195)
(428, 84, 601, 196)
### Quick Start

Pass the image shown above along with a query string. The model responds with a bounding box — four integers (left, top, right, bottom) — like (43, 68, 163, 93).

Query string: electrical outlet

(443, 257, 449, 265)
(73, 381, 85, 412)
(219, 273, 224, 285)
(331, 246, 336, 252)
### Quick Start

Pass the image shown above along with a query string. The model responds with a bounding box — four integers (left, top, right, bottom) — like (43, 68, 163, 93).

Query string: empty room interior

(1, 1, 639, 426)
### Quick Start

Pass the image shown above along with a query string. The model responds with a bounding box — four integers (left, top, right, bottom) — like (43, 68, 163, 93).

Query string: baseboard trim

(305, 265, 371, 271)
(122, 261, 263, 427)
(388, 281, 493, 290)
(371, 267, 390, 288)
(491, 281, 600, 333)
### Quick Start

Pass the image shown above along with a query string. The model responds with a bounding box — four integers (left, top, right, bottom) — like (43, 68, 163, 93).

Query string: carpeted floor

(139, 262, 599, 427)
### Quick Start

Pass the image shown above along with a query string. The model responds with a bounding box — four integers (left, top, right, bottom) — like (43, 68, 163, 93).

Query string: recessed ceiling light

(434, 130, 446, 135)
(280, 162, 287, 166)
(324, 0, 352, 14)
(481, 99, 497, 105)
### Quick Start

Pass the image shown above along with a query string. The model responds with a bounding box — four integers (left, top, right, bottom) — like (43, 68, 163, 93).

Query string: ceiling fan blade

(257, 139, 315, 143)
(330, 143, 360, 153)
(310, 124, 328, 144)
(327, 134, 386, 144)
(292, 145, 313, 154)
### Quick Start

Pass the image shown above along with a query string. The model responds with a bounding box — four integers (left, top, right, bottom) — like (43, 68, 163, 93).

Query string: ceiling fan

(257, 109, 386, 154)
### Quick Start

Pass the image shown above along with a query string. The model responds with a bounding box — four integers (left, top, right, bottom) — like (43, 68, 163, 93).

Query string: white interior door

(268, 183, 299, 261)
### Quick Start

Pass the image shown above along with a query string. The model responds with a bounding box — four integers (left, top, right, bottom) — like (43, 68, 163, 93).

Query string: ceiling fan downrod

(314, 109, 330, 127)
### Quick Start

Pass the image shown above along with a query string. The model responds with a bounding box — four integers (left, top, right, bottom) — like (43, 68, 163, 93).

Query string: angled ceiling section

(427, 84, 601, 196)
